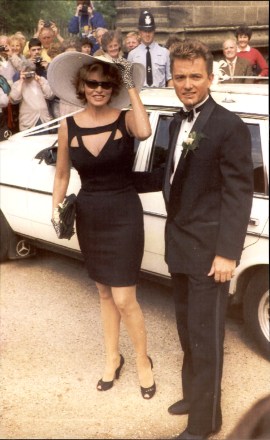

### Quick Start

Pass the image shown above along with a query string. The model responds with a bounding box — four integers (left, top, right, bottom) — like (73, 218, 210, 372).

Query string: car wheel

(243, 268, 269, 358)
(0, 211, 12, 262)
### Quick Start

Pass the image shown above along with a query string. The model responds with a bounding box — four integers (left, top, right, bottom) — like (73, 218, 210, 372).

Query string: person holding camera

(0, 35, 17, 83)
(68, 1, 106, 53)
(9, 60, 54, 132)
(25, 38, 48, 77)
(0, 35, 21, 134)
(23, 20, 64, 63)
(26, 38, 49, 79)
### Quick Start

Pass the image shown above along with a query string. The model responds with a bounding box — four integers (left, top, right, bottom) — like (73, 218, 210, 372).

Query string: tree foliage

(0, 0, 116, 38)
(94, 1, 117, 29)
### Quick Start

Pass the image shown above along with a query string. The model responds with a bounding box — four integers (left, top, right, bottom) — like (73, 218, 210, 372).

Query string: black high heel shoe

(140, 356, 156, 400)
(97, 354, 125, 391)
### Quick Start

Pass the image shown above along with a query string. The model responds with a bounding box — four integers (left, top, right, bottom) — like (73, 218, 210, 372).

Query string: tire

(0, 211, 12, 262)
(243, 268, 269, 359)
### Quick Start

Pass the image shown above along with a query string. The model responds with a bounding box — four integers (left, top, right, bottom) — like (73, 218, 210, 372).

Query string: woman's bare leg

(111, 285, 154, 389)
(96, 282, 122, 381)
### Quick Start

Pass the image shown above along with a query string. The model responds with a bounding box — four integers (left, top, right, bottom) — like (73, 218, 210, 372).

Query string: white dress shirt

(170, 96, 209, 183)
(127, 41, 171, 87)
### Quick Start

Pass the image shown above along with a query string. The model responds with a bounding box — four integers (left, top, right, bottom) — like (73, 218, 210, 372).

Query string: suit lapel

(168, 96, 216, 211)
(191, 95, 216, 134)
(163, 116, 181, 203)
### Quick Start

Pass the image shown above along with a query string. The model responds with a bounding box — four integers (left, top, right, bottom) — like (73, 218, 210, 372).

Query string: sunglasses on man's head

(84, 79, 114, 90)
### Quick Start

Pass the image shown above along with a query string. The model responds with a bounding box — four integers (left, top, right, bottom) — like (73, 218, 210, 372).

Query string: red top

(237, 47, 268, 76)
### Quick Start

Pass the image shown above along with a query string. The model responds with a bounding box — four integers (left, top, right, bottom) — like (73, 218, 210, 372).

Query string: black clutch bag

(51, 193, 77, 240)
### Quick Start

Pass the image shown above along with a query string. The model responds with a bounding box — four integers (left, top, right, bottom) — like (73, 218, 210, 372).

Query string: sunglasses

(84, 79, 114, 90)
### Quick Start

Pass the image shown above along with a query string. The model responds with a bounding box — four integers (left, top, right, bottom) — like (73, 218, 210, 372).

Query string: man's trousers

(171, 273, 229, 435)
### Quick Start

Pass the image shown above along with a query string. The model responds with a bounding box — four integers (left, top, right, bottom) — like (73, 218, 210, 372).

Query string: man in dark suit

(220, 38, 254, 83)
(164, 40, 254, 440)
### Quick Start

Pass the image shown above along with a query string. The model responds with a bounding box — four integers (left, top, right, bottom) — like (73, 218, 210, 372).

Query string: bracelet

(53, 207, 60, 221)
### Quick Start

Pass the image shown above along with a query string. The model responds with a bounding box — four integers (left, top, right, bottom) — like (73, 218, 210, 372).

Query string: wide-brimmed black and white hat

(47, 52, 145, 109)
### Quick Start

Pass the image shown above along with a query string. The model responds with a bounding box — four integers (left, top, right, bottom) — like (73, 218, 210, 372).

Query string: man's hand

(50, 23, 64, 43)
(75, 4, 82, 16)
(208, 255, 236, 283)
(50, 22, 58, 37)
(37, 19, 44, 34)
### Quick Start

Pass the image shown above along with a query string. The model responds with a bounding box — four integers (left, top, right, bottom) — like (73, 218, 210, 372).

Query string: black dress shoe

(173, 429, 204, 440)
(168, 399, 190, 415)
(173, 427, 221, 440)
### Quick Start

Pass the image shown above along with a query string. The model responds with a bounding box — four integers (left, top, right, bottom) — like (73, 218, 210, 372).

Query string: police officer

(128, 10, 173, 87)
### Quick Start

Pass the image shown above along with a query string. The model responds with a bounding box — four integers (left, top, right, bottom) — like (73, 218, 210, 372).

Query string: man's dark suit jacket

(221, 57, 254, 83)
(163, 95, 253, 275)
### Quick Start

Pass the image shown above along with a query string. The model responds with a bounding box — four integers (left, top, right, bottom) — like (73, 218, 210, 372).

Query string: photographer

(0, 35, 20, 134)
(27, 38, 48, 78)
(68, 1, 106, 53)
(9, 61, 54, 132)
(24, 20, 64, 62)
(0, 36, 17, 83)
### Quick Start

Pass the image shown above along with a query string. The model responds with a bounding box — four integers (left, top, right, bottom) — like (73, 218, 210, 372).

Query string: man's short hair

(170, 39, 213, 76)
(29, 38, 42, 49)
(222, 38, 237, 50)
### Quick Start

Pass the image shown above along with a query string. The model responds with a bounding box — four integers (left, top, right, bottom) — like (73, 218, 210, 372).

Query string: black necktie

(146, 46, 153, 86)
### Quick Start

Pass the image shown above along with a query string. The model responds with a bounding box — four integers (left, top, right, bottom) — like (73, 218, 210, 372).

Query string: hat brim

(47, 52, 146, 109)
(138, 25, 156, 31)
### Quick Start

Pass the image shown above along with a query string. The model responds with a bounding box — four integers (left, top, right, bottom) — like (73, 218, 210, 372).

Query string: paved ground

(0, 250, 269, 439)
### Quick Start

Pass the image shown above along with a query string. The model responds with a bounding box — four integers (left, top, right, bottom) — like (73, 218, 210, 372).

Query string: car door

(26, 136, 81, 249)
(135, 111, 174, 279)
(239, 117, 269, 269)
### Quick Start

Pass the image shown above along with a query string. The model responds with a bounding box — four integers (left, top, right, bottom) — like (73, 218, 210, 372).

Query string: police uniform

(127, 10, 172, 87)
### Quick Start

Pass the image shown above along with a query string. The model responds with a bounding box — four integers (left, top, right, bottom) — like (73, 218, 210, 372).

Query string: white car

(0, 83, 269, 357)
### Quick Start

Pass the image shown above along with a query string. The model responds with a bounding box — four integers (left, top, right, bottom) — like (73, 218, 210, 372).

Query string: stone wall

(115, 1, 269, 55)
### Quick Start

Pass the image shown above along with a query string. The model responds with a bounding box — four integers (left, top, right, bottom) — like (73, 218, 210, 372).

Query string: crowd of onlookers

(0, 0, 268, 138)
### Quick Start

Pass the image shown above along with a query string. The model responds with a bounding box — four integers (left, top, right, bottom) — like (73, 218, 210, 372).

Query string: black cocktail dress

(67, 111, 144, 287)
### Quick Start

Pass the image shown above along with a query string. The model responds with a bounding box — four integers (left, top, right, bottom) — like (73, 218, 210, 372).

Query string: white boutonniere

(182, 131, 206, 158)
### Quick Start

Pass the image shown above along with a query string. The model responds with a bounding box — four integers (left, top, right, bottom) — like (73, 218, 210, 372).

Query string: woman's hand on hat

(113, 57, 135, 90)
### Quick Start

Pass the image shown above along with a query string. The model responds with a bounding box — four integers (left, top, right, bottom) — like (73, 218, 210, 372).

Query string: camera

(34, 56, 45, 74)
(0, 45, 8, 52)
(79, 1, 90, 15)
(81, 4, 88, 14)
(24, 71, 35, 79)
(43, 20, 52, 27)
(34, 56, 43, 65)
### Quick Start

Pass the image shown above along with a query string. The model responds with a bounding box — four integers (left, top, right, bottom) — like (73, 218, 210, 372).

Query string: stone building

(115, 1, 269, 57)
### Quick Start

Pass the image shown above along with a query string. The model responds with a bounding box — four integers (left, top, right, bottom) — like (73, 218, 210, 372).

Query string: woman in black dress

(50, 52, 156, 399)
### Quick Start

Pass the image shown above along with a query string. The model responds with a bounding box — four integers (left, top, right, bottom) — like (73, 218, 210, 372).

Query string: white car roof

(139, 83, 269, 117)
